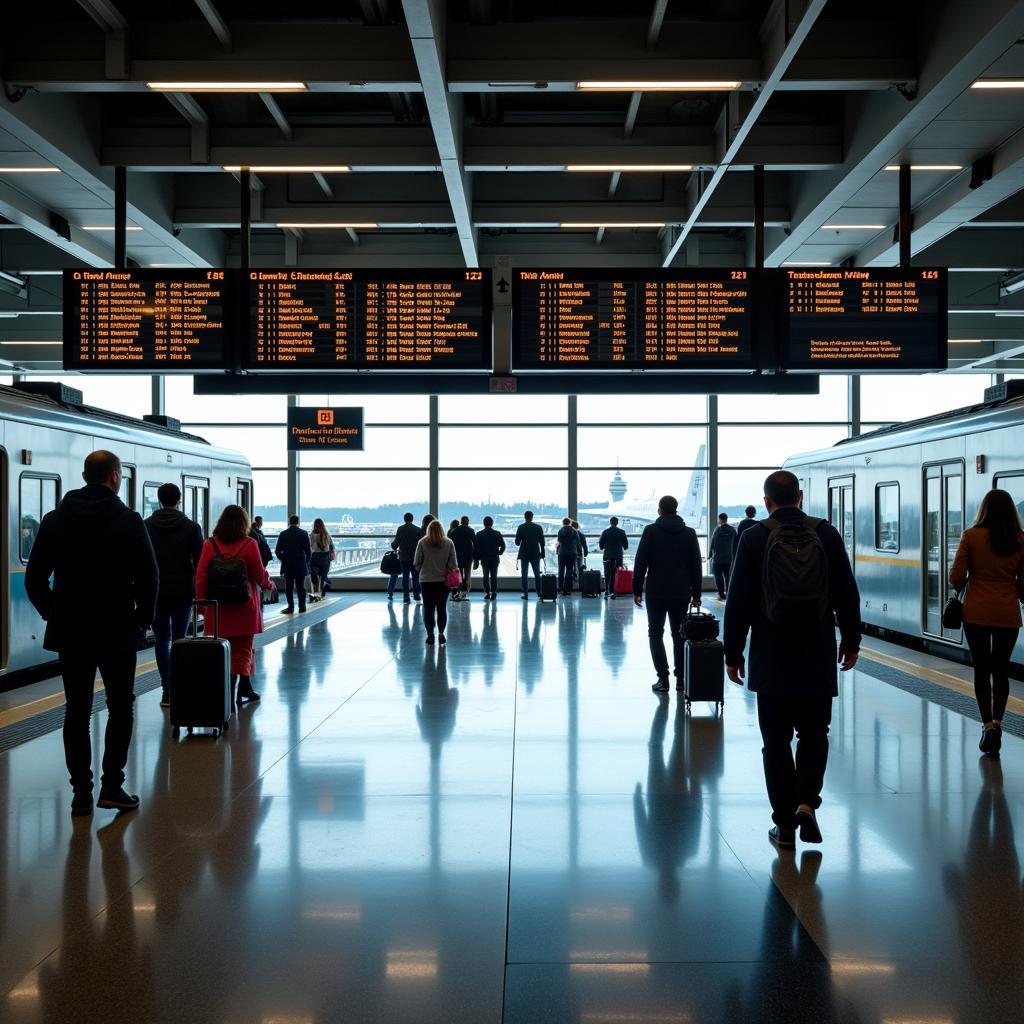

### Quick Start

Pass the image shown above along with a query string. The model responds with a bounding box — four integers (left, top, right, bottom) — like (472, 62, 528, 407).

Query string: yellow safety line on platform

(856, 555, 918, 567)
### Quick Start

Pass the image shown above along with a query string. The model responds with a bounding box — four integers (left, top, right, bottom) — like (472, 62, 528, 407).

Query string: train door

(236, 478, 253, 517)
(828, 477, 854, 565)
(118, 464, 136, 509)
(182, 476, 210, 537)
(923, 462, 963, 640)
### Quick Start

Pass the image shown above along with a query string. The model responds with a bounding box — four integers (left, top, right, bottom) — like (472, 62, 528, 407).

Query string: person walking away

(145, 482, 204, 707)
(448, 519, 459, 538)
(250, 515, 274, 567)
(949, 488, 1024, 757)
(733, 505, 758, 559)
(451, 516, 477, 601)
(275, 514, 311, 613)
(723, 470, 860, 850)
(414, 519, 460, 645)
(308, 518, 335, 600)
(556, 518, 580, 596)
(599, 516, 629, 599)
(573, 520, 588, 591)
(632, 495, 703, 694)
(709, 513, 738, 600)
(516, 510, 546, 600)
(476, 516, 506, 600)
(25, 451, 158, 815)
(196, 504, 272, 706)
(391, 512, 424, 603)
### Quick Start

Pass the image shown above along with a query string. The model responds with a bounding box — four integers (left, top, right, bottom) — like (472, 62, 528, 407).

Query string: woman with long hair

(308, 517, 335, 600)
(414, 519, 459, 645)
(950, 488, 1024, 756)
(196, 504, 273, 705)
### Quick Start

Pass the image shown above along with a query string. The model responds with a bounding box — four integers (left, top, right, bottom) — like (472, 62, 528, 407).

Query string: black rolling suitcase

(540, 573, 558, 602)
(581, 569, 602, 598)
(684, 640, 725, 714)
(170, 601, 232, 738)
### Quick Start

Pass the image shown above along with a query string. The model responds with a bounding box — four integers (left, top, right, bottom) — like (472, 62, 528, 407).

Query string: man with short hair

(250, 515, 273, 567)
(275, 514, 311, 614)
(390, 512, 424, 604)
(724, 470, 861, 850)
(515, 510, 546, 600)
(145, 482, 204, 707)
(556, 517, 579, 596)
(599, 515, 629, 599)
(26, 450, 158, 815)
(572, 520, 588, 591)
(633, 495, 703, 694)
(709, 512, 738, 600)
(451, 515, 477, 600)
(733, 505, 758, 559)
(475, 515, 506, 600)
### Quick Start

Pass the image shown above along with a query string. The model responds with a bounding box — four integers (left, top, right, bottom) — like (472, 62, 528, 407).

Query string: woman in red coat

(196, 505, 273, 705)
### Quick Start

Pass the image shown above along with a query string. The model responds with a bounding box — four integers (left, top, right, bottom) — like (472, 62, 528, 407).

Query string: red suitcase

(614, 567, 634, 595)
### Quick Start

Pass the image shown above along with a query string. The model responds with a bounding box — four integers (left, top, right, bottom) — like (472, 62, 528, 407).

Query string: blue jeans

(520, 557, 542, 595)
(401, 560, 421, 599)
(153, 600, 192, 692)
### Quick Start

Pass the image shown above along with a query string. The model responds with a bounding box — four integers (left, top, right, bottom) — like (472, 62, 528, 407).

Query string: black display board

(782, 267, 948, 370)
(511, 268, 758, 370)
(62, 269, 231, 371)
(287, 406, 364, 451)
(246, 269, 492, 371)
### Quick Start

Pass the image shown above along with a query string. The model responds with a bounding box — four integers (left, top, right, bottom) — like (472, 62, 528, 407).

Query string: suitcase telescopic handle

(192, 599, 219, 639)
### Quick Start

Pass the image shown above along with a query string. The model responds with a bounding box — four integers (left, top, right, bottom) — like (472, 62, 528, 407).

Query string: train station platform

(0, 596, 1021, 1023)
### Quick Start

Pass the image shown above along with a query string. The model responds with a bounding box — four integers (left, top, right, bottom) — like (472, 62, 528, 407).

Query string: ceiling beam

(75, 0, 128, 79)
(163, 92, 210, 164)
(260, 94, 293, 140)
(193, 0, 232, 51)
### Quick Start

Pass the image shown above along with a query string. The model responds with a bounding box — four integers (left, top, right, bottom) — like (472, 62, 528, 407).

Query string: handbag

(445, 568, 462, 589)
(380, 550, 401, 575)
(681, 608, 720, 643)
(941, 587, 965, 630)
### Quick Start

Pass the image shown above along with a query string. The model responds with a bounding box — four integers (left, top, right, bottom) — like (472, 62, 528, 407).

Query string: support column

(848, 376, 861, 437)
(114, 165, 127, 269)
(898, 164, 912, 268)
(287, 394, 299, 515)
(151, 376, 165, 417)
(706, 393, 718, 558)
(567, 394, 578, 520)
(240, 168, 252, 273)
(753, 164, 765, 268)
(429, 394, 439, 515)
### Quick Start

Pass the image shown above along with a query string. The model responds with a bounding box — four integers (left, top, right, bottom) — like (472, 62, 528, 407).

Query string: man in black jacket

(25, 451, 158, 816)
(515, 510, 546, 599)
(390, 512, 424, 603)
(450, 516, 477, 600)
(556, 518, 579, 595)
(475, 516, 506, 600)
(599, 516, 629, 598)
(733, 505, 758, 558)
(145, 482, 204, 707)
(723, 470, 860, 850)
(633, 495, 703, 694)
(250, 515, 274, 567)
(275, 514, 312, 613)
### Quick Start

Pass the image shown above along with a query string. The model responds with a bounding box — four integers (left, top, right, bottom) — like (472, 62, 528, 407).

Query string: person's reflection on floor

(478, 597, 505, 688)
(417, 647, 459, 873)
(306, 617, 334, 690)
(633, 700, 703, 902)
(392, 601, 423, 697)
(519, 600, 544, 695)
(944, 758, 1024, 1014)
(600, 599, 629, 678)
(277, 629, 310, 705)
(39, 818, 155, 1024)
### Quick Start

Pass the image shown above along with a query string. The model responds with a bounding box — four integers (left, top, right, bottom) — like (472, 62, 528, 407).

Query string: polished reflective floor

(1, 596, 1022, 1023)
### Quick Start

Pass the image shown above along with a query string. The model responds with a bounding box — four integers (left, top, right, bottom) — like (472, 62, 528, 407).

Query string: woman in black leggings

(950, 488, 1024, 757)
(414, 520, 460, 645)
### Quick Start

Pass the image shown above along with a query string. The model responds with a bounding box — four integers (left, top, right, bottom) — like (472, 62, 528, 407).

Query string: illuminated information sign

(512, 268, 756, 370)
(287, 406, 364, 451)
(783, 267, 947, 370)
(63, 269, 230, 371)
(246, 269, 492, 371)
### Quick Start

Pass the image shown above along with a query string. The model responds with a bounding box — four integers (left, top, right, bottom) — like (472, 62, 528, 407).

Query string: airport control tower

(609, 467, 627, 504)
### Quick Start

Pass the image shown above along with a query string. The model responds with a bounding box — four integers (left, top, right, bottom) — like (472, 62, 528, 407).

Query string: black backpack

(207, 539, 251, 604)
(759, 517, 829, 626)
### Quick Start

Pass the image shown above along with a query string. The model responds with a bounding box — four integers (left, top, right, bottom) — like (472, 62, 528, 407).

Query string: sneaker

(522, 594, 529, 600)
(993, 723, 1003, 756)
(651, 679, 670, 694)
(768, 825, 796, 850)
(980, 726, 996, 753)
(717, 592, 727, 601)
(795, 806, 823, 844)
(71, 791, 93, 817)
(160, 691, 170, 708)
(97, 787, 140, 812)
(282, 606, 295, 614)
(675, 677, 685, 691)
(610, 593, 617, 600)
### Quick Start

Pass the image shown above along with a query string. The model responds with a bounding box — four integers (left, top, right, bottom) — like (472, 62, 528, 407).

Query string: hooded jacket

(632, 514, 702, 603)
(25, 483, 159, 652)
(557, 525, 579, 558)
(709, 522, 738, 563)
(145, 506, 204, 607)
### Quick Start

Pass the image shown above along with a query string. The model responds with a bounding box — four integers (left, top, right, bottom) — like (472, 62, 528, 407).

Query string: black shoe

(415, 595, 421, 602)
(237, 678, 261, 705)
(160, 691, 170, 708)
(795, 806, 823, 844)
(439, 634, 447, 645)
(993, 723, 1003, 756)
(980, 726, 996, 753)
(768, 825, 796, 850)
(97, 787, 140, 812)
(404, 597, 411, 604)
(426, 634, 435, 645)
(387, 594, 394, 602)
(675, 678, 685, 691)
(522, 594, 528, 600)
(282, 606, 295, 614)
(652, 679, 670, 694)
(71, 791, 93, 817)
(610, 593, 617, 600)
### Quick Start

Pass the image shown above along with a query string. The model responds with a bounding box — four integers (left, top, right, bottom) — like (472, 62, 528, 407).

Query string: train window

(118, 465, 136, 509)
(236, 479, 253, 515)
(183, 477, 210, 537)
(874, 483, 900, 552)
(994, 474, 1024, 521)
(142, 483, 162, 519)
(19, 474, 60, 562)
(828, 477, 854, 565)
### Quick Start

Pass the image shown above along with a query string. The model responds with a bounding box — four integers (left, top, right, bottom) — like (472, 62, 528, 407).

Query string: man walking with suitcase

(599, 516, 629, 598)
(632, 495, 703, 694)
(723, 470, 861, 850)
(276, 514, 311, 613)
(25, 451, 158, 815)
(515, 510, 546, 600)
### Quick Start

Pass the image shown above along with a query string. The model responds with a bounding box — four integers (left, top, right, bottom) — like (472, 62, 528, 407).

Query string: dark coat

(451, 524, 477, 564)
(557, 525, 579, 558)
(515, 521, 546, 562)
(722, 506, 861, 697)
(391, 522, 424, 562)
(25, 484, 159, 652)
(599, 525, 629, 559)
(251, 526, 273, 566)
(196, 536, 271, 638)
(275, 525, 311, 578)
(576, 530, 588, 558)
(145, 507, 204, 608)
(475, 527, 506, 567)
(734, 516, 758, 558)
(709, 522, 738, 563)
(633, 514, 702, 604)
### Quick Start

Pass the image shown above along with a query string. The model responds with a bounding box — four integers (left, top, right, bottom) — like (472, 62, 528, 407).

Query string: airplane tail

(680, 444, 706, 525)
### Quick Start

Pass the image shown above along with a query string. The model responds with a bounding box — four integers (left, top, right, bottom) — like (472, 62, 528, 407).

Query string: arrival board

(783, 267, 947, 370)
(63, 269, 230, 371)
(512, 268, 756, 370)
(246, 269, 491, 370)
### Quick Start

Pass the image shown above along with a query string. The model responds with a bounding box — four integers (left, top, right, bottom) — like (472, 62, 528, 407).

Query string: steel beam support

(848, 376, 861, 437)
(194, 0, 232, 50)
(287, 395, 299, 516)
(260, 94, 293, 140)
(114, 164, 126, 268)
(429, 395, 439, 515)
(567, 395, 578, 521)
(753, 164, 765, 268)
(899, 163, 912, 267)
(240, 168, 251, 273)
(707, 393, 718, 532)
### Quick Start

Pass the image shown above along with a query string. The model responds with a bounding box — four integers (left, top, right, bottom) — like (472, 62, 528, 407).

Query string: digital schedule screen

(287, 406, 364, 451)
(63, 269, 230, 371)
(245, 269, 492, 371)
(783, 267, 947, 370)
(512, 268, 757, 370)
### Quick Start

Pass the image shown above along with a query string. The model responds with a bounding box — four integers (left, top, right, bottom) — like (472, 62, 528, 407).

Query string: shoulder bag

(942, 586, 966, 630)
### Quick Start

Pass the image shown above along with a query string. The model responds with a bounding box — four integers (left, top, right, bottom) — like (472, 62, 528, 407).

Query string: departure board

(245, 269, 492, 371)
(512, 268, 757, 370)
(783, 268, 947, 370)
(62, 269, 230, 371)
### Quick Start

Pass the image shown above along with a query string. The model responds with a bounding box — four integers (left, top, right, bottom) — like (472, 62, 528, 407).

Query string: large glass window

(875, 483, 900, 552)
(20, 475, 59, 561)
(861, 374, 987, 425)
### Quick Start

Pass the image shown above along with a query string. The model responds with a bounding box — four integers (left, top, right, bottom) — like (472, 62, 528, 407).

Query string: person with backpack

(599, 516, 629, 599)
(709, 512, 738, 600)
(195, 504, 272, 705)
(275, 514, 311, 613)
(556, 518, 580, 596)
(723, 470, 860, 851)
(144, 482, 204, 707)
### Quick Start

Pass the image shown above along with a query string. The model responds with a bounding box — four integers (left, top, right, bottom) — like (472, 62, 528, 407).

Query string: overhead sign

(287, 406, 364, 451)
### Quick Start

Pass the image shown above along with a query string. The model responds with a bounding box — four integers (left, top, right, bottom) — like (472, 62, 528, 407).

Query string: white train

(2, 382, 251, 687)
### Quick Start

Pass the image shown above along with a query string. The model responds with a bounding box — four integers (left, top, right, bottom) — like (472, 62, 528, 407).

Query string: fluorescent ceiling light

(18, 270, 63, 276)
(884, 164, 962, 171)
(820, 223, 886, 230)
(566, 164, 693, 172)
(223, 165, 351, 173)
(948, 339, 982, 344)
(560, 222, 665, 229)
(83, 225, 143, 231)
(0, 310, 61, 316)
(577, 80, 740, 91)
(783, 260, 832, 266)
(1001, 270, 1024, 296)
(0, 340, 62, 346)
(150, 263, 192, 268)
(146, 81, 307, 92)
(994, 311, 1024, 317)
(275, 222, 378, 229)
(0, 166, 60, 173)
(971, 79, 1024, 89)
(0, 270, 27, 288)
